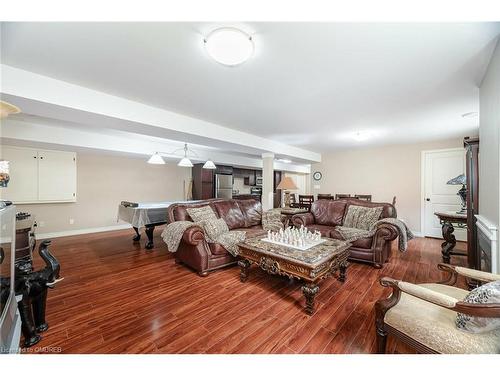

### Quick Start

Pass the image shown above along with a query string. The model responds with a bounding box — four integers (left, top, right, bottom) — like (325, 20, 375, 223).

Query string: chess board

(261, 237, 327, 251)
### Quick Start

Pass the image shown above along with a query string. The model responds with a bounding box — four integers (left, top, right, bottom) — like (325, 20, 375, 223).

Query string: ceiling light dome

(204, 27, 254, 66)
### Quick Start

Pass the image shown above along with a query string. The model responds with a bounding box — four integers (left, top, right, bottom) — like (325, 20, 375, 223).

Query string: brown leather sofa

(292, 198, 398, 268)
(167, 198, 266, 276)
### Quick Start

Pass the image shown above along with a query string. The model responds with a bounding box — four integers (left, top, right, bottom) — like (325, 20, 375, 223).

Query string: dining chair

(354, 194, 372, 202)
(335, 194, 351, 200)
(298, 194, 314, 210)
(317, 193, 333, 200)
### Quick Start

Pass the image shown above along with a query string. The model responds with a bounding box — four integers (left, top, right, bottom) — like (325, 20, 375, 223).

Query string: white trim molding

(35, 224, 133, 240)
(475, 215, 499, 274)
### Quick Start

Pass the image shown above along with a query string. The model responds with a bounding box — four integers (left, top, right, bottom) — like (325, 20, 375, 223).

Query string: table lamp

(446, 173, 467, 214)
(276, 177, 298, 208)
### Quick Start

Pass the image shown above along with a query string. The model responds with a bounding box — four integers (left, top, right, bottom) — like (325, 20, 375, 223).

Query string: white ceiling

(1, 22, 499, 152)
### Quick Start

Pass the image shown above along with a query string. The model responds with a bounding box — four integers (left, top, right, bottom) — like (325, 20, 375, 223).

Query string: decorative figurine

(14, 240, 63, 347)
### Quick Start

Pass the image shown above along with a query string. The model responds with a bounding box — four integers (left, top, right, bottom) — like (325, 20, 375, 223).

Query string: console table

(434, 211, 467, 264)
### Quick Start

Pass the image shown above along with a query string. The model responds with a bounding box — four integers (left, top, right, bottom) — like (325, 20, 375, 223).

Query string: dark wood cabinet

(233, 167, 258, 186)
(464, 137, 480, 270)
(192, 164, 215, 200)
(215, 165, 233, 175)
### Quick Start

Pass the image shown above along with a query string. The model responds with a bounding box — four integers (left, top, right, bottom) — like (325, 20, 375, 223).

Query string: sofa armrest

(292, 212, 315, 227)
(437, 263, 500, 286)
(373, 223, 398, 242)
(378, 277, 500, 317)
(182, 225, 206, 245)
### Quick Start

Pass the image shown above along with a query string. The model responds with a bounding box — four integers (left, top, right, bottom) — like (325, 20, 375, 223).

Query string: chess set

(261, 225, 326, 250)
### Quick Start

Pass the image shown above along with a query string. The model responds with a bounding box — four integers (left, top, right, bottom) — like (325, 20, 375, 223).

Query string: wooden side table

(434, 211, 467, 264)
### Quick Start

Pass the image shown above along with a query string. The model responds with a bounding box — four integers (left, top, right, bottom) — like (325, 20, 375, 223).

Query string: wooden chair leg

(376, 327, 388, 354)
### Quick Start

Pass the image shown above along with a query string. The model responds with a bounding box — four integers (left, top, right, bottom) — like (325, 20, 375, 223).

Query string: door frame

(420, 147, 464, 238)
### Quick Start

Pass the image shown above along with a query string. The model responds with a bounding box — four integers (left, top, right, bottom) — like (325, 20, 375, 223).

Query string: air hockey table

(117, 200, 196, 250)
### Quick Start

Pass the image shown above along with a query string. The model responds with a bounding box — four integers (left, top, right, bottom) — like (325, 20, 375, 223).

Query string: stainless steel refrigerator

(215, 174, 233, 199)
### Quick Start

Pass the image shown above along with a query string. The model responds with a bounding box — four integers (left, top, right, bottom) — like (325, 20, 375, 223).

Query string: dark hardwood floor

(28, 228, 467, 354)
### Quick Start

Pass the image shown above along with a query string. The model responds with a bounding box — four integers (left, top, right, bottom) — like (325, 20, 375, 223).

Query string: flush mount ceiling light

(0, 100, 21, 118)
(353, 131, 371, 142)
(277, 158, 292, 164)
(204, 27, 254, 66)
(462, 111, 478, 118)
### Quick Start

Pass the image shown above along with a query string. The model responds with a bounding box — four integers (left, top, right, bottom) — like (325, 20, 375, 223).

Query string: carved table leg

(302, 282, 319, 315)
(238, 259, 251, 282)
(145, 225, 155, 250)
(338, 261, 348, 283)
(441, 222, 456, 264)
(132, 227, 141, 242)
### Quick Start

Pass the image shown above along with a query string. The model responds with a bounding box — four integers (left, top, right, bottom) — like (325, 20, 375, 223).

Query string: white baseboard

(411, 231, 423, 237)
(35, 223, 133, 240)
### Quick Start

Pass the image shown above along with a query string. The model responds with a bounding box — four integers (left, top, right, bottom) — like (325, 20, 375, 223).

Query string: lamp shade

(276, 176, 298, 190)
(178, 157, 194, 168)
(147, 153, 165, 165)
(446, 174, 466, 185)
(202, 159, 216, 169)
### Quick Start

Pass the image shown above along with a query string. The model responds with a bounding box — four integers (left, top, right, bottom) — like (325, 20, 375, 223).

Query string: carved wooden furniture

(237, 235, 351, 315)
(375, 263, 500, 354)
(354, 194, 372, 201)
(13, 240, 63, 347)
(463, 137, 480, 270)
(434, 211, 467, 264)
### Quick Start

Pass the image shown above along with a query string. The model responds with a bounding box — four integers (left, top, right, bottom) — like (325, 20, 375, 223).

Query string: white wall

(479, 38, 500, 272)
(311, 138, 465, 233)
(16, 151, 191, 234)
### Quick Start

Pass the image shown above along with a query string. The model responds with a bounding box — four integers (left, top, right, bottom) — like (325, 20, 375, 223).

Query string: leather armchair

(375, 264, 500, 354)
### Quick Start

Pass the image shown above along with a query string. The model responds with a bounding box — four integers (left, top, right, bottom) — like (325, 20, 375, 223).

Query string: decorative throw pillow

(456, 281, 500, 333)
(186, 205, 217, 223)
(262, 209, 284, 231)
(200, 218, 229, 243)
(343, 205, 383, 230)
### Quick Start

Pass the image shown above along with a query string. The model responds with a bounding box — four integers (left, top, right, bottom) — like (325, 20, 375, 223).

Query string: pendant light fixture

(147, 152, 166, 165)
(147, 143, 215, 169)
(177, 144, 194, 168)
(202, 159, 216, 169)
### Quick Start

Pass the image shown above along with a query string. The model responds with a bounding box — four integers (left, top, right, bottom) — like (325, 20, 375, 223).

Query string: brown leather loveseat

(167, 198, 266, 276)
(291, 198, 398, 268)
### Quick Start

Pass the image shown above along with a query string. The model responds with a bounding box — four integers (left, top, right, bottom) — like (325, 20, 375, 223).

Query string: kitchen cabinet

(192, 163, 214, 200)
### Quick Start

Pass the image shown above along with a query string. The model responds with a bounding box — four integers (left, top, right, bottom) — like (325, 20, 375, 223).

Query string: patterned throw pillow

(262, 209, 284, 231)
(343, 205, 383, 230)
(200, 218, 229, 243)
(456, 281, 500, 333)
(186, 205, 217, 223)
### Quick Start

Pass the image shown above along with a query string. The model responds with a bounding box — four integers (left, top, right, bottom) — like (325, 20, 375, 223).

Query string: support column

(262, 153, 274, 211)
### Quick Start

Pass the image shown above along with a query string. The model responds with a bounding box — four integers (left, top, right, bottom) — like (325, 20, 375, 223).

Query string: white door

(38, 150, 77, 201)
(1, 146, 38, 202)
(422, 149, 466, 240)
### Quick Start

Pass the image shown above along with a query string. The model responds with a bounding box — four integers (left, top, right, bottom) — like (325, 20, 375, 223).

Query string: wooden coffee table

(237, 235, 351, 315)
